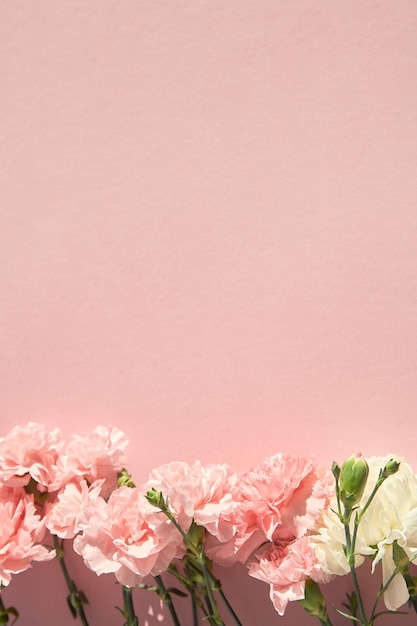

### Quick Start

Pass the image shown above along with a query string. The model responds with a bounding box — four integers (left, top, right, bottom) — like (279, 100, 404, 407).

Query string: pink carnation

(144, 461, 238, 540)
(248, 536, 328, 615)
(45, 479, 104, 539)
(0, 423, 64, 491)
(73, 486, 184, 587)
(0, 484, 55, 586)
(238, 454, 333, 542)
(55, 426, 129, 496)
(207, 454, 333, 565)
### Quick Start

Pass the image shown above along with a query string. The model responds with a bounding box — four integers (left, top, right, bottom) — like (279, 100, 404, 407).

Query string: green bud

(339, 455, 369, 509)
(145, 488, 166, 510)
(381, 459, 400, 480)
(331, 462, 341, 482)
(299, 579, 328, 619)
(117, 469, 136, 489)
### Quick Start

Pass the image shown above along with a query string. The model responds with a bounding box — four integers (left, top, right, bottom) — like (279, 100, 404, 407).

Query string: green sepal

(66, 595, 77, 619)
(299, 579, 328, 620)
(117, 469, 136, 489)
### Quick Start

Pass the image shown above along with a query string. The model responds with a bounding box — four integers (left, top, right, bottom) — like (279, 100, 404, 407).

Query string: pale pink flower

(0, 423, 64, 491)
(54, 426, 129, 496)
(248, 536, 329, 616)
(144, 460, 238, 540)
(74, 486, 184, 587)
(207, 454, 333, 566)
(0, 483, 55, 586)
(45, 479, 104, 539)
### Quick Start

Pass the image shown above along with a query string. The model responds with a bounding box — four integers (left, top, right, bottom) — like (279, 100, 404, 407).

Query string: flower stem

(154, 575, 181, 626)
(122, 586, 139, 626)
(53, 536, 89, 626)
(341, 464, 400, 626)
(199, 554, 224, 625)
(191, 593, 198, 626)
(217, 587, 243, 626)
(343, 516, 368, 625)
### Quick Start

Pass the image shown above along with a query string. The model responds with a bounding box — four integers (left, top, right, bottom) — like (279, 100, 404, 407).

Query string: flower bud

(299, 579, 328, 619)
(331, 461, 341, 482)
(145, 488, 166, 510)
(381, 459, 400, 480)
(339, 455, 369, 509)
(117, 469, 136, 488)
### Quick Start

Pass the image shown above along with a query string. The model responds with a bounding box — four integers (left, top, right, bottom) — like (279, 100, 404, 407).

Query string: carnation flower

(207, 454, 334, 566)
(143, 460, 238, 540)
(0, 484, 55, 586)
(54, 426, 129, 496)
(45, 479, 104, 539)
(74, 485, 184, 587)
(311, 455, 417, 611)
(0, 422, 64, 491)
(248, 536, 329, 615)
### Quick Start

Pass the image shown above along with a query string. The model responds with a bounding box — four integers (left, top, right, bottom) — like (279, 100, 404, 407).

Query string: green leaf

(334, 607, 361, 622)
(77, 590, 89, 605)
(166, 587, 188, 598)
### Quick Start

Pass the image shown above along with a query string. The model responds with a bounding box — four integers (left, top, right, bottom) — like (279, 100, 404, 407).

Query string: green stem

(168, 562, 208, 623)
(356, 480, 382, 527)
(204, 595, 219, 626)
(217, 587, 243, 626)
(191, 594, 198, 626)
(343, 467, 397, 626)
(200, 554, 224, 625)
(156, 499, 224, 624)
(53, 536, 89, 626)
(154, 576, 181, 626)
(317, 617, 333, 626)
(122, 586, 139, 626)
(344, 514, 368, 625)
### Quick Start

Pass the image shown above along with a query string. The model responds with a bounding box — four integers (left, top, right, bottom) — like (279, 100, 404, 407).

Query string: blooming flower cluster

(0, 422, 129, 587)
(1, 422, 417, 626)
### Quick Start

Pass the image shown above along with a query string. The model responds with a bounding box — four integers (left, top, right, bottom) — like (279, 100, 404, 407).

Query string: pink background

(1, 2, 417, 624)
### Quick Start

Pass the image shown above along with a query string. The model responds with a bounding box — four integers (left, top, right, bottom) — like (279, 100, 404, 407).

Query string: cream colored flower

(310, 456, 417, 611)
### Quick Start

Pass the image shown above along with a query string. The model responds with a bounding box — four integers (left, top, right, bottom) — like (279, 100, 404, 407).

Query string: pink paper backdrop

(1, 2, 417, 624)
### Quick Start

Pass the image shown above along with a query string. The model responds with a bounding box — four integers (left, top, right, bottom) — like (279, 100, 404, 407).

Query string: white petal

(381, 550, 409, 611)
